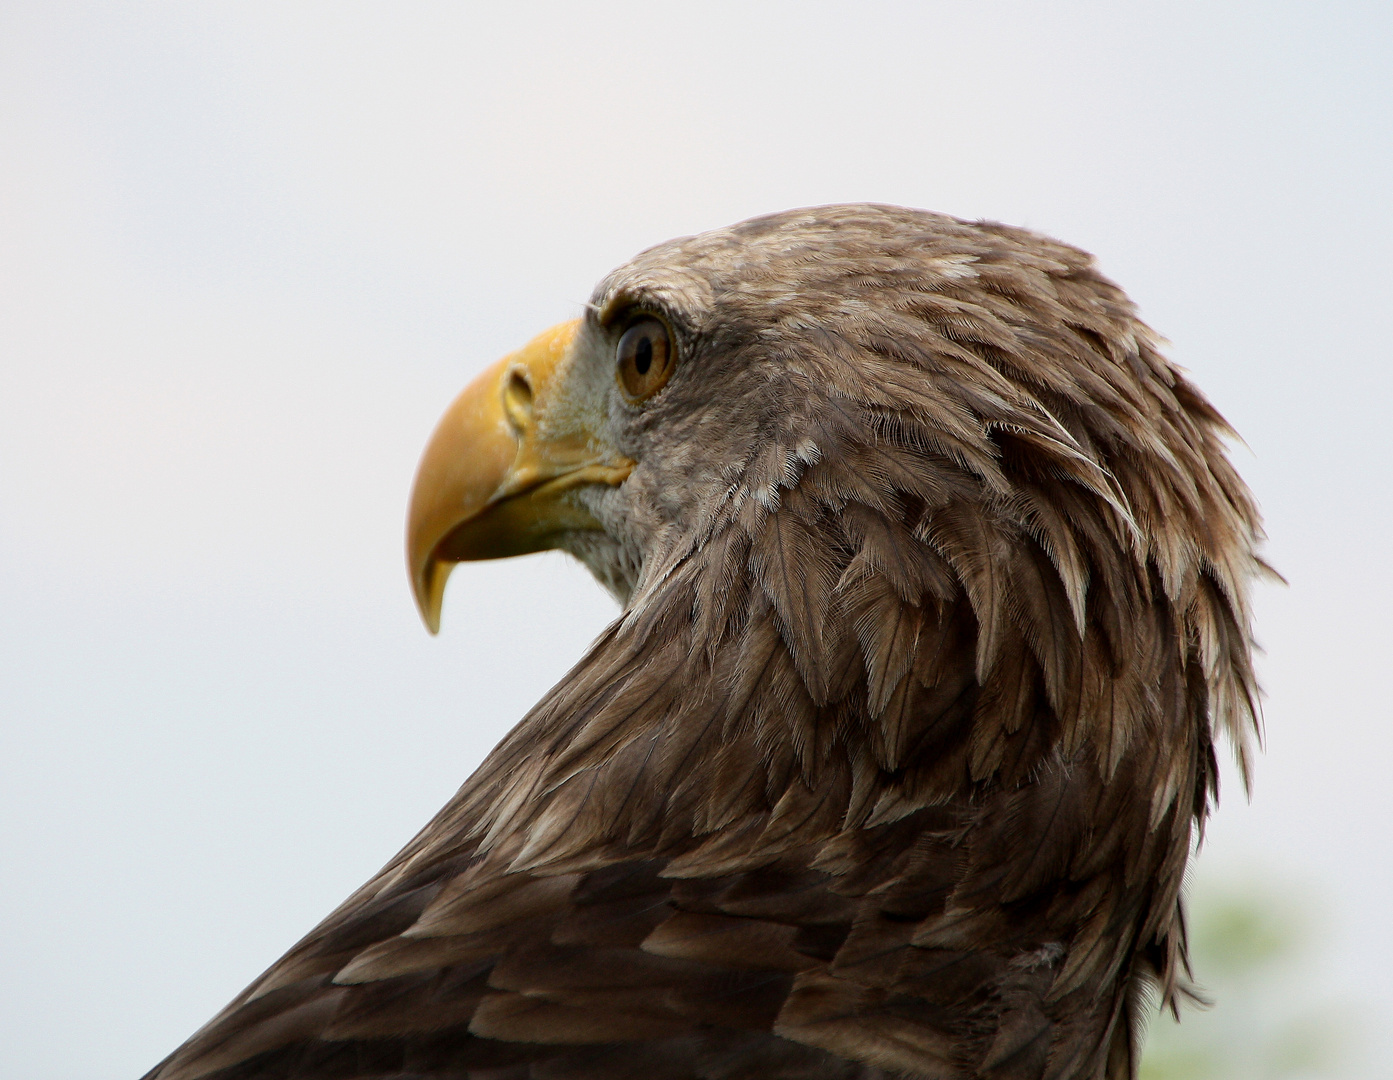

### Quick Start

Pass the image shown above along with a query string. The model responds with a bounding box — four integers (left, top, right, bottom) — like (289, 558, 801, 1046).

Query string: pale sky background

(1, 3, 1390, 1077)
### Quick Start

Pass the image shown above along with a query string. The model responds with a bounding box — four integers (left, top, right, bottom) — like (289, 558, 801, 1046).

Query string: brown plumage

(144, 205, 1265, 1080)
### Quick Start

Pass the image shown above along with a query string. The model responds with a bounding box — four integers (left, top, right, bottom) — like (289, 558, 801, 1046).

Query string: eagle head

(152, 205, 1265, 1080)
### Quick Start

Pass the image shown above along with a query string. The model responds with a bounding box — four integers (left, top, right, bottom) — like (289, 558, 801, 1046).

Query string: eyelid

(595, 289, 648, 331)
(614, 306, 664, 334)
(595, 289, 675, 338)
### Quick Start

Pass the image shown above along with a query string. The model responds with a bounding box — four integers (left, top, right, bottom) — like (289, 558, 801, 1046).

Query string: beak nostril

(502, 368, 534, 433)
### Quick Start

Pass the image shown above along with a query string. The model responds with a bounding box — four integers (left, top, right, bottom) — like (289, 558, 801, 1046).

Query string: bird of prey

(144, 205, 1264, 1080)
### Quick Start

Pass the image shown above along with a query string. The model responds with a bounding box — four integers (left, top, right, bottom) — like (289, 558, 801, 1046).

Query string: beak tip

(412, 559, 451, 636)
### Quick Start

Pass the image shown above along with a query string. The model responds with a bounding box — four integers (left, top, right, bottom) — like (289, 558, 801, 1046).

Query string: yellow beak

(406, 320, 634, 633)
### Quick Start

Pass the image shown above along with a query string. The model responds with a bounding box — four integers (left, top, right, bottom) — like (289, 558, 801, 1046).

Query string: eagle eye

(616, 318, 674, 401)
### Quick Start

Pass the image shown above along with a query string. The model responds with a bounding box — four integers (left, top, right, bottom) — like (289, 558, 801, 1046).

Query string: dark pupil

(634, 335, 652, 375)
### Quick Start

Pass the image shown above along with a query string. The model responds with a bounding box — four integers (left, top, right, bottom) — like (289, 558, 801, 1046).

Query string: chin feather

(561, 528, 641, 606)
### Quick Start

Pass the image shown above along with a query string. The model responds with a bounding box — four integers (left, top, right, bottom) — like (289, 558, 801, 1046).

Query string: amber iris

(616, 318, 674, 400)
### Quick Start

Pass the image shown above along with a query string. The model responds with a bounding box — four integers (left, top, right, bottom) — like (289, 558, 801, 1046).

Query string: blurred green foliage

(1139, 871, 1362, 1079)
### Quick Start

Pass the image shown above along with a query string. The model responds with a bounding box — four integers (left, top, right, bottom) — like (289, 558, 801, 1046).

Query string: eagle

(144, 205, 1264, 1080)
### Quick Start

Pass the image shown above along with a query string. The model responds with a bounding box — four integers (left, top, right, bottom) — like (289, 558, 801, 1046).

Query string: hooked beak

(406, 320, 634, 633)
